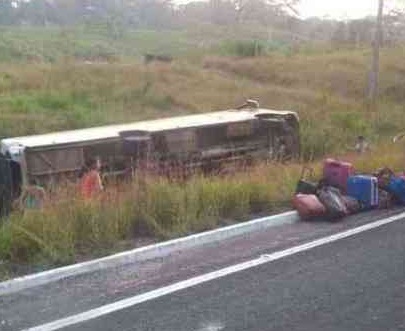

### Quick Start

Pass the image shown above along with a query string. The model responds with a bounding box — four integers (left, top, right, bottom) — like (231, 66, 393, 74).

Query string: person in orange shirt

(80, 157, 103, 200)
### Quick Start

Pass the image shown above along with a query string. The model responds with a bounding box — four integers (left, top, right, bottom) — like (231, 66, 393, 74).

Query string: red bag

(292, 194, 326, 221)
(323, 159, 354, 193)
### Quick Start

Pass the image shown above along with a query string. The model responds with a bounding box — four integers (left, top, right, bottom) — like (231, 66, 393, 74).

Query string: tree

(208, 0, 237, 25)
(232, 0, 299, 24)
(0, 1, 15, 25)
(384, 3, 405, 45)
(122, 0, 175, 29)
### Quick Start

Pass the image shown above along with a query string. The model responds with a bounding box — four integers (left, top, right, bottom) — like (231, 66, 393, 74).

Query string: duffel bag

(318, 186, 348, 220)
(375, 168, 405, 204)
(341, 195, 361, 215)
(295, 166, 318, 195)
(292, 194, 326, 221)
(374, 167, 393, 189)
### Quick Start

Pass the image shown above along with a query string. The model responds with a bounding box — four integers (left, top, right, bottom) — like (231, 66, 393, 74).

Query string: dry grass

(1, 45, 405, 274)
(0, 163, 297, 267)
(2, 47, 404, 157)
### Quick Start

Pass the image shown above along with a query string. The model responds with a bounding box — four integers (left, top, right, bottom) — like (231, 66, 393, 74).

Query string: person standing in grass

(354, 135, 370, 154)
(275, 137, 288, 163)
(80, 157, 104, 200)
(20, 181, 46, 210)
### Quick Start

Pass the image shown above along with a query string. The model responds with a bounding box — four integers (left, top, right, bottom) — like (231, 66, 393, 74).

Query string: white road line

(23, 212, 405, 331)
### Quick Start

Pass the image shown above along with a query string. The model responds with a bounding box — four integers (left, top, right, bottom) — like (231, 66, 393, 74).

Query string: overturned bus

(0, 103, 299, 214)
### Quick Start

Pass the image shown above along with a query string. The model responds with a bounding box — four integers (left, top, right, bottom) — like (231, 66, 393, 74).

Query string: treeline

(0, 0, 297, 28)
(294, 15, 405, 47)
(0, 0, 404, 46)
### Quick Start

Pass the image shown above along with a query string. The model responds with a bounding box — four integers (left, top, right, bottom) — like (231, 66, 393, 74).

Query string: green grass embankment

(0, 29, 405, 276)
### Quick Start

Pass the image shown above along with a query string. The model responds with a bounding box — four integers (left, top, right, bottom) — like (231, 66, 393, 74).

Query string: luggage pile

(292, 158, 405, 222)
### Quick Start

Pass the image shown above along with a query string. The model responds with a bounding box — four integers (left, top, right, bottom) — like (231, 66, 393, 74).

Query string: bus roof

(1, 108, 297, 154)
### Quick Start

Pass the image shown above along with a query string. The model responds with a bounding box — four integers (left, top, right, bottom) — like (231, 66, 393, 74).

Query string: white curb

(0, 211, 299, 296)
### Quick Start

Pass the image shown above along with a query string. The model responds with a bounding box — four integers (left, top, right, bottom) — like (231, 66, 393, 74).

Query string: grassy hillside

(1, 43, 404, 158)
(0, 25, 278, 62)
(0, 27, 405, 277)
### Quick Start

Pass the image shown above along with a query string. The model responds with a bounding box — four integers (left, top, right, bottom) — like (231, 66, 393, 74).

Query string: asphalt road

(64, 217, 405, 331)
(1, 209, 405, 331)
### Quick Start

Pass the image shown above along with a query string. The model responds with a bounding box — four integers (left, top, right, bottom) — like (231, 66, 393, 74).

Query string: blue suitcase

(347, 175, 379, 210)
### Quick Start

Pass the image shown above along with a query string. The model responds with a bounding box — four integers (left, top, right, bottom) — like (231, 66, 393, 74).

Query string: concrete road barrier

(0, 211, 299, 296)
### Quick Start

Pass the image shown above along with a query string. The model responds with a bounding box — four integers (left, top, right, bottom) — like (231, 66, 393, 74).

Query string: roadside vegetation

(1, 144, 404, 279)
(0, 27, 405, 278)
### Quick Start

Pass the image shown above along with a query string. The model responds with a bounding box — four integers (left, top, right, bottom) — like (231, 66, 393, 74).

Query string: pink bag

(292, 194, 327, 221)
(323, 158, 354, 193)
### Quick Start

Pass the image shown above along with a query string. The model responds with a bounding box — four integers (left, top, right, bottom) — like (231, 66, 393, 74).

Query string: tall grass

(0, 162, 296, 268)
(1, 143, 404, 273)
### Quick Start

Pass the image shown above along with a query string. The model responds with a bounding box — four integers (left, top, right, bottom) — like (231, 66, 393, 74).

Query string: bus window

(197, 125, 227, 149)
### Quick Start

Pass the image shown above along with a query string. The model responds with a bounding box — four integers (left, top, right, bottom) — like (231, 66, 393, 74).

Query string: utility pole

(368, 0, 384, 110)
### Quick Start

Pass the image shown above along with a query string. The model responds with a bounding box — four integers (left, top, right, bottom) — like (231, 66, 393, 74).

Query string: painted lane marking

(195, 321, 225, 331)
(24, 212, 405, 331)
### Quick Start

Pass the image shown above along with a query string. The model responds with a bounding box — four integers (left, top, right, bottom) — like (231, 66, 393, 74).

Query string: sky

(298, 0, 378, 19)
(174, 0, 393, 20)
